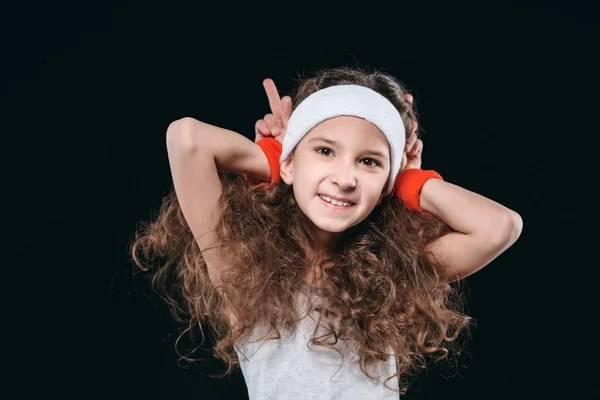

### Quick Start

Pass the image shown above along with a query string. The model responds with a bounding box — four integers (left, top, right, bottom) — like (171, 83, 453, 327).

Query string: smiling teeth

(319, 195, 353, 207)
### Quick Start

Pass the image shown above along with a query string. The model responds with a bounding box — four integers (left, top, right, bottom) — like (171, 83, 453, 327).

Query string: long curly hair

(129, 66, 474, 395)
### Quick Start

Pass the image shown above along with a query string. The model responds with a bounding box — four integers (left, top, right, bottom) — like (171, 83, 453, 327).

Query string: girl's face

(280, 116, 391, 247)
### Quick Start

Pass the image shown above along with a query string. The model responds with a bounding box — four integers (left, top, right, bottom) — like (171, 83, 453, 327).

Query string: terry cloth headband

(279, 84, 406, 195)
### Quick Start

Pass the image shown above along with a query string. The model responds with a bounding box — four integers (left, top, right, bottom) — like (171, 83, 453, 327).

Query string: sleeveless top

(233, 283, 400, 399)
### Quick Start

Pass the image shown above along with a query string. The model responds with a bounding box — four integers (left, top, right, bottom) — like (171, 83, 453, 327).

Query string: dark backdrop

(7, 2, 597, 399)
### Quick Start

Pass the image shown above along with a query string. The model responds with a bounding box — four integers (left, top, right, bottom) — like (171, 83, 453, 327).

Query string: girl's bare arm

(165, 117, 269, 322)
(421, 178, 523, 282)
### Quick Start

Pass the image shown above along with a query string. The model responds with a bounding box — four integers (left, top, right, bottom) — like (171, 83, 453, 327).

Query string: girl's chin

(309, 219, 351, 234)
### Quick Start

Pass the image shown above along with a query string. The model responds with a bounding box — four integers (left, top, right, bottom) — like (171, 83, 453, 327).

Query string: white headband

(280, 84, 406, 195)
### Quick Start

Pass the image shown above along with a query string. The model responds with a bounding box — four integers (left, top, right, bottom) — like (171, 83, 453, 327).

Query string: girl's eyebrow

(308, 136, 388, 160)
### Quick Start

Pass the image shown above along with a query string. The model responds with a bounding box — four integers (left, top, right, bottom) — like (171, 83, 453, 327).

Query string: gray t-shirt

(233, 283, 400, 399)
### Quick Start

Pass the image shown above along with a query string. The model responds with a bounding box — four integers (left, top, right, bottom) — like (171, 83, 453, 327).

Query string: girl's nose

(330, 165, 357, 189)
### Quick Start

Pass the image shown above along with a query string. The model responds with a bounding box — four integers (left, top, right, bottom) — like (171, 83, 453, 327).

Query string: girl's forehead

(302, 118, 390, 149)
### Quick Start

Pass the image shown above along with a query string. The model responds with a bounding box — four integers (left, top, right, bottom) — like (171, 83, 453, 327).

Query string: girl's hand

(400, 93, 423, 171)
(401, 131, 423, 171)
(255, 78, 293, 144)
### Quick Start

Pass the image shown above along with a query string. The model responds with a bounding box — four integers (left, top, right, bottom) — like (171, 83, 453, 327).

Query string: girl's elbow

(501, 210, 523, 244)
(510, 211, 523, 241)
(167, 117, 204, 151)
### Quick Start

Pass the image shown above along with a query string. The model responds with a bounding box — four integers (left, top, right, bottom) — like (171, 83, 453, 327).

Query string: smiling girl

(130, 66, 522, 399)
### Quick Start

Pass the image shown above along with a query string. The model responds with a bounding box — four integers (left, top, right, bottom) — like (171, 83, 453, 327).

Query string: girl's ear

(280, 156, 293, 185)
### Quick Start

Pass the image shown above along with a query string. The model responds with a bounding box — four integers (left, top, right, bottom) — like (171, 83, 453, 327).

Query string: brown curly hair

(129, 66, 474, 395)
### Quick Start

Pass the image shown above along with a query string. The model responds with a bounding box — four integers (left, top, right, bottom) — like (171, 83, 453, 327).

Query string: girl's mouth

(318, 194, 355, 210)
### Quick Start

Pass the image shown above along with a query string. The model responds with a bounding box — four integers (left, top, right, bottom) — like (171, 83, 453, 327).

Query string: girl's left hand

(401, 134, 423, 171)
(400, 93, 423, 171)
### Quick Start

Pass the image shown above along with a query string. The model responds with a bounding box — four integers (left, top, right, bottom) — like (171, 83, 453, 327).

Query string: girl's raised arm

(165, 117, 270, 322)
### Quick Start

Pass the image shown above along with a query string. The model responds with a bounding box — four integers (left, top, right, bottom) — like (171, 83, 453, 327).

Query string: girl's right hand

(255, 78, 293, 144)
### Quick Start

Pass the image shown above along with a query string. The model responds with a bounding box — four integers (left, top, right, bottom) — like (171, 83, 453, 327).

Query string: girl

(130, 67, 523, 399)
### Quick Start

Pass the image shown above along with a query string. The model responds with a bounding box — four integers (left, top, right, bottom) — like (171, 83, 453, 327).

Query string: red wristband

(394, 169, 443, 213)
(244, 138, 282, 189)
(257, 138, 282, 184)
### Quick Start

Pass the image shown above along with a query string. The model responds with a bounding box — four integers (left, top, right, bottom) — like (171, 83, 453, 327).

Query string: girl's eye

(316, 147, 333, 156)
(361, 158, 380, 167)
(316, 148, 380, 167)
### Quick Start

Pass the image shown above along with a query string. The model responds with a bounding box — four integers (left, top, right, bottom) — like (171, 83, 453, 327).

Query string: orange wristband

(257, 138, 282, 184)
(244, 138, 282, 189)
(394, 169, 443, 213)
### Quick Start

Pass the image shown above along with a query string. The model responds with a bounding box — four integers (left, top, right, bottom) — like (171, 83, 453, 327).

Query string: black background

(7, 1, 597, 399)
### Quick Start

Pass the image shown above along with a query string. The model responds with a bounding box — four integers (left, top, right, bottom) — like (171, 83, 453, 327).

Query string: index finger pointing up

(263, 78, 282, 117)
